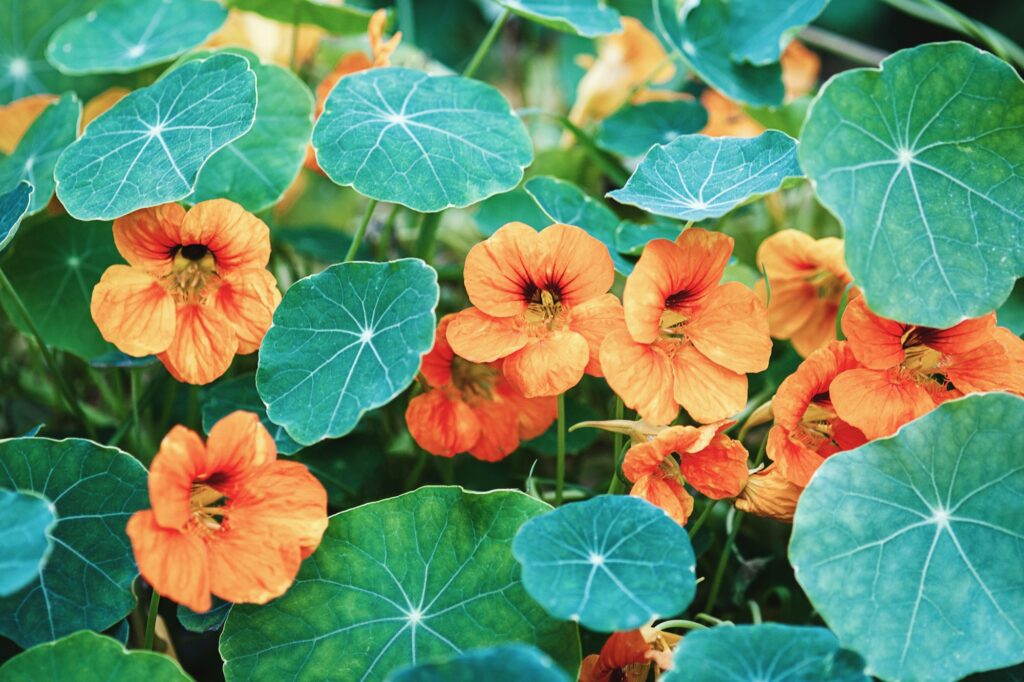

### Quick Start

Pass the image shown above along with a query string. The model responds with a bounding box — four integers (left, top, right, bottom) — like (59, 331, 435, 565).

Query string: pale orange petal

(126, 510, 211, 613)
(680, 434, 749, 499)
(789, 298, 840, 358)
(91, 265, 176, 356)
(0, 94, 56, 154)
(601, 330, 678, 425)
(671, 344, 748, 423)
(463, 222, 537, 317)
(631, 475, 693, 526)
(841, 296, 907, 369)
(830, 368, 937, 440)
(230, 460, 328, 556)
(180, 199, 271, 274)
(569, 293, 625, 376)
(686, 282, 772, 374)
(502, 330, 590, 397)
(532, 223, 614, 308)
(148, 425, 207, 529)
(446, 306, 528, 363)
(214, 268, 281, 354)
(205, 410, 277, 491)
(159, 303, 239, 385)
(734, 464, 802, 523)
(82, 87, 129, 130)
(207, 523, 302, 606)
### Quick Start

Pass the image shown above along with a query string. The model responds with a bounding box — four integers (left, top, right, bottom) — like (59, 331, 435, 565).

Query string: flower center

(796, 398, 842, 450)
(190, 482, 228, 534)
(523, 287, 564, 329)
(170, 244, 218, 302)
(450, 356, 498, 399)
(807, 269, 843, 301)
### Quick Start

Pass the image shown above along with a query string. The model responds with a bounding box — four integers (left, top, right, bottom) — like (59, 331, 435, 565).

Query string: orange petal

(467, 398, 521, 462)
(113, 204, 187, 274)
(569, 293, 626, 376)
(205, 411, 277, 494)
(686, 282, 771, 374)
(214, 268, 281, 354)
(680, 433, 749, 499)
(841, 296, 907, 369)
(920, 313, 996, 355)
(91, 265, 177, 356)
(734, 463, 802, 523)
(502, 330, 590, 398)
(789, 298, 840, 358)
(126, 510, 211, 613)
(596, 630, 651, 671)
(671, 344, 748, 423)
(496, 379, 557, 440)
(463, 222, 537, 317)
(148, 425, 208, 529)
(631, 475, 693, 526)
(82, 87, 129, 131)
(772, 340, 860, 429)
(446, 306, 528, 363)
(207, 522, 303, 606)
(181, 199, 271, 274)
(420, 315, 457, 387)
(532, 223, 614, 308)
(0, 94, 57, 154)
(159, 303, 239, 385)
(622, 423, 721, 482)
(368, 9, 401, 66)
(766, 424, 825, 487)
(699, 89, 764, 138)
(601, 330, 678, 425)
(946, 334, 1024, 395)
(230, 460, 328, 556)
(782, 40, 820, 100)
(405, 389, 481, 457)
(830, 368, 937, 440)
(757, 277, 817, 341)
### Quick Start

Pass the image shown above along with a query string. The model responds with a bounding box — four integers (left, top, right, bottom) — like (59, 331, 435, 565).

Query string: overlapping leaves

(0, 489, 56, 597)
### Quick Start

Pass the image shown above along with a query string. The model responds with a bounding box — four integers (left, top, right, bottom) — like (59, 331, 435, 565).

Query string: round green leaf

(513, 495, 695, 631)
(0, 437, 149, 648)
(495, 0, 621, 38)
(0, 630, 192, 681)
(614, 219, 680, 256)
(0, 489, 56, 597)
(524, 176, 633, 274)
(607, 131, 802, 220)
(726, 0, 830, 65)
(187, 48, 314, 213)
(201, 373, 302, 455)
(389, 644, 570, 682)
(258, 259, 439, 445)
(46, 0, 227, 75)
(228, 0, 377, 35)
(0, 216, 120, 360)
(800, 41, 1024, 328)
(652, 0, 783, 107)
(0, 181, 32, 253)
(312, 67, 533, 212)
(596, 100, 708, 157)
(474, 188, 549, 237)
(661, 623, 869, 682)
(0, 94, 80, 214)
(55, 53, 257, 221)
(177, 596, 231, 634)
(790, 393, 1024, 682)
(220, 486, 581, 681)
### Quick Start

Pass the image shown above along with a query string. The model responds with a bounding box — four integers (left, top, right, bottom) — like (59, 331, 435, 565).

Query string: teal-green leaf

(661, 623, 869, 682)
(201, 373, 302, 455)
(220, 487, 581, 681)
(177, 597, 230, 633)
(0, 489, 56, 597)
(54, 53, 256, 221)
(0, 181, 32, 253)
(799, 42, 1024, 328)
(474, 187, 549, 237)
(389, 644, 570, 682)
(524, 176, 633, 274)
(513, 495, 695, 631)
(726, 0, 830, 65)
(596, 100, 708, 157)
(614, 219, 679, 256)
(0, 630, 192, 681)
(652, 0, 783, 107)
(495, 0, 622, 37)
(607, 131, 801, 220)
(789, 393, 1024, 682)
(0, 437, 149, 648)
(0, 216, 119, 360)
(228, 0, 376, 35)
(258, 259, 439, 445)
(46, 0, 227, 75)
(186, 48, 314, 212)
(0, 94, 80, 214)
(312, 67, 533, 212)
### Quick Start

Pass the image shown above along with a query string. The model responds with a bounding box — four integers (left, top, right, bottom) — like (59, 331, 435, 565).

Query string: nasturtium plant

(55, 53, 257, 220)
(495, 0, 622, 38)
(0, 630, 192, 681)
(474, 187, 550, 236)
(220, 487, 580, 680)
(608, 131, 802, 220)
(513, 495, 696, 631)
(661, 623, 869, 682)
(201, 373, 302, 455)
(726, 0, 830, 65)
(790, 393, 1024, 682)
(800, 41, 1024, 328)
(313, 67, 533, 212)
(0, 489, 56, 597)
(596, 99, 708, 158)
(46, 0, 227, 75)
(389, 643, 570, 682)
(176, 597, 230, 634)
(0, 94, 79, 214)
(0, 437, 148, 648)
(258, 259, 439, 445)
(0, 181, 32, 253)
(614, 219, 680, 256)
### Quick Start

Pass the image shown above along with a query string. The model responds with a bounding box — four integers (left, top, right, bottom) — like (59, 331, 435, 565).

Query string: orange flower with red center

(600, 228, 772, 425)
(126, 411, 328, 613)
(406, 315, 556, 461)
(754, 230, 852, 357)
(446, 222, 624, 398)
(829, 296, 1024, 439)
(579, 627, 680, 682)
(766, 340, 867, 487)
(90, 200, 281, 385)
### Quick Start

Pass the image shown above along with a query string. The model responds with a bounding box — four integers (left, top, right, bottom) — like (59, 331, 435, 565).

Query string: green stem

(0, 268, 94, 438)
(375, 203, 401, 260)
(704, 509, 744, 613)
(555, 393, 566, 506)
(611, 397, 624, 467)
(752, 429, 769, 468)
(130, 368, 142, 452)
(463, 9, 511, 78)
(404, 449, 428, 490)
(186, 385, 200, 431)
(289, 3, 301, 73)
(555, 115, 630, 185)
(143, 590, 161, 650)
(414, 212, 442, 262)
(397, 0, 416, 47)
(346, 199, 378, 262)
(688, 499, 717, 538)
(654, 619, 707, 631)
(798, 26, 889, 66)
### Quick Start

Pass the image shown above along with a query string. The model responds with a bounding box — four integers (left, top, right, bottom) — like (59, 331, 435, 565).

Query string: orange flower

(830, 296, 1024, 439)
(82, 87, 130, 131)
(0, 94, 57, 154)
(207, 9, 324, 67)
(755, 230, 852, 357)
(126, 412, 328, 613)
(620, 421, 748, 525)
(600, 228, 771, 425)
(734, 463, 803, 522)
(406, 315, 556, 461)
(580, 628, 679, 682)
(446, 222, 624, 398)
(91, 200, 281, 385)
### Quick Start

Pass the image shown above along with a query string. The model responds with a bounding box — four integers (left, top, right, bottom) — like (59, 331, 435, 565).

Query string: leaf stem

(654, 619, 707, 631)
(611, 396, 624, 464)
(0, 268, 94, 438)
(414, 212, 442, 262)
(463, 8, 511, 78)
(516, 109, 630, 185)
(555, 393, 566, 506)
(346, 199, 378, 262)
(143, 590, 161, 650)
(130, 368, 142, 452)
(798, 26, 889, 66)
(375, 203, 401, 260)
(704, 508, 744, 613)
(688, 499, 717, 538)
(607, 441, 630, 494)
